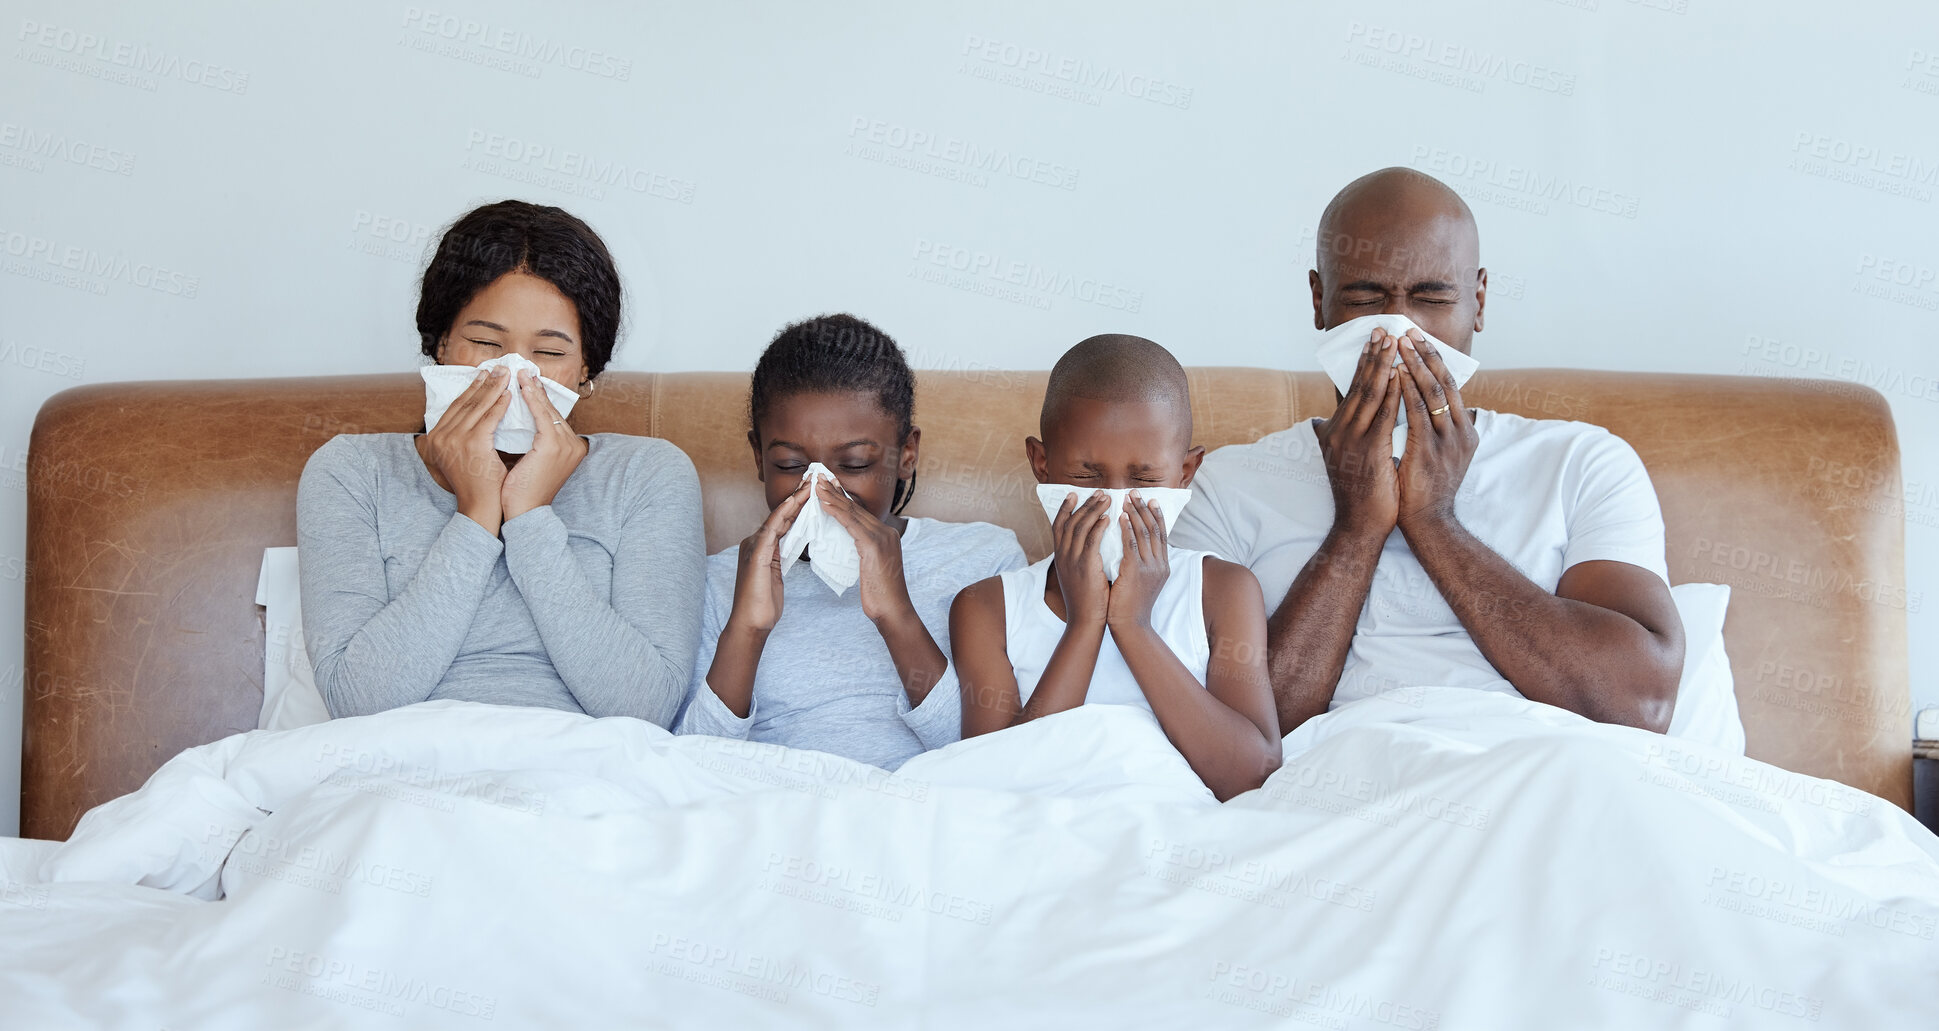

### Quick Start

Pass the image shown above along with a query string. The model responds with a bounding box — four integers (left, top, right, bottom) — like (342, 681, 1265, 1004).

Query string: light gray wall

(4, 0, 1935, 835)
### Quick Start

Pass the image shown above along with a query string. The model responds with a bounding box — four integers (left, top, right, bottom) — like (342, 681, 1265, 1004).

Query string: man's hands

(1317, 327, 1477, 541)
(420, 365, 514, 534)
(1316, 329, 1402, 541)
(501, 369, 589, 521)
(1393, 334, 1478, 539)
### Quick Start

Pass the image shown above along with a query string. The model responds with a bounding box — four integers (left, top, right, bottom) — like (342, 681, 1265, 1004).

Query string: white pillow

(1665, 582, 1744, 754)
(255, 547, 330, 732)
(253, 548, 1741, 750)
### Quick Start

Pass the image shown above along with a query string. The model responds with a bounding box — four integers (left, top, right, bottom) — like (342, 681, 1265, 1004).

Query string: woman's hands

(725, 477, 814, 635)
(420, 365, 514, 534)
(1106, 494, 1170, 631)
(501, 369, 589, 521)
(1049, 491, 1114, 629)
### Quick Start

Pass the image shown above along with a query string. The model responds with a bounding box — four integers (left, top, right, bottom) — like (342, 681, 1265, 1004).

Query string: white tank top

(1000, 548, 1214, 712)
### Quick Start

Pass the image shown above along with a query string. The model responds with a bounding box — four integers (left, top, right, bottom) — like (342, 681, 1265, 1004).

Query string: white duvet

(3, 690, 1936, 1030)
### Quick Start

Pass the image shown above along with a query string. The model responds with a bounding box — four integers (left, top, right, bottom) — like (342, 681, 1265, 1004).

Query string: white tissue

(1315, 313, 1480, 458)
(420, 353, 581, 455)
(1034, 485, 1194, 582)
(777, 463, 862, 596)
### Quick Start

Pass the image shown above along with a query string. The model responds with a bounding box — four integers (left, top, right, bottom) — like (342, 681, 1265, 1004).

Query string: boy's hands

(1050, 490, 1112, 629)
(1105, 493, 1169, 630)
(726, 477, 813, 634)
(1049, 490, 1176, 629)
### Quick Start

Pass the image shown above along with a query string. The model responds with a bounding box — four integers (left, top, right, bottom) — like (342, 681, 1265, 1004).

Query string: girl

(675, 314, 1025, 768)
(298, 200, 705, 724)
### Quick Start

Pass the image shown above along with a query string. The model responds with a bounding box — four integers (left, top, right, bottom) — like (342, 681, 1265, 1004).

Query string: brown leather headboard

(21, 369, 1911, 838)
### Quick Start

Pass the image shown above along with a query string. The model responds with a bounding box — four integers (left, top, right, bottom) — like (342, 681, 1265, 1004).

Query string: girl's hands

(726, 477, 814, 634)
(501, 369, 590, 521)
(420, 365, 513, 533)
(1105, 493, 1170, 630)
(1050, 490, 1112, 629)
(816, 477, 919, 626)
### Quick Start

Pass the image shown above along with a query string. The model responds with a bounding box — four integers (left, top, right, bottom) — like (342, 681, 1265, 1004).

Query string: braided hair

(749, 313, 919, 515)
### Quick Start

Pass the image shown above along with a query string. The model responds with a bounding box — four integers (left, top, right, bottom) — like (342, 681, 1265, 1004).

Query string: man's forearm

(1403, 516, 1674, 729)
(1265, 525, 1386, 731)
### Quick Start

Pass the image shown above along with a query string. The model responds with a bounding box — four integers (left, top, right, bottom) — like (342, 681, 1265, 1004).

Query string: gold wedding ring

(1428, 405, 1450, 417)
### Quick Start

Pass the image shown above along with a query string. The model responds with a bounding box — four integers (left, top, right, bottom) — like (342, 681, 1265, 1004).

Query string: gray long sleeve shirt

(675, 517, 1025, 768)
(296, 433, 706, 725)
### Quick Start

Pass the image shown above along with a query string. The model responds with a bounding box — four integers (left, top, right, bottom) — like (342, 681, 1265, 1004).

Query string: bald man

(1172, 167, 1684, 734)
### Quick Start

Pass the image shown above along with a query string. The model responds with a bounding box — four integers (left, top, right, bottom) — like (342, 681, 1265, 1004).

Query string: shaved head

(1029, 333, 1203, 492)
(1310, 167, 1487, 353)
(1041, 334, 1192, 438)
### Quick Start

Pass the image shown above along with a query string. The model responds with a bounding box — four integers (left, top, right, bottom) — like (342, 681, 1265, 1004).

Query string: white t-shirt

(1171, 410, 1668, 706)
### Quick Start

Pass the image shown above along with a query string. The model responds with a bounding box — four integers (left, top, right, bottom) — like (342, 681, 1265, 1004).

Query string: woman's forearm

(502, 504, 704, 725)
(306, 513, 502, 717)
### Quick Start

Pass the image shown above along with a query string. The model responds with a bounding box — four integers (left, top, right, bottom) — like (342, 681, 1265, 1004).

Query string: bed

(7, 368, 1933, 1028)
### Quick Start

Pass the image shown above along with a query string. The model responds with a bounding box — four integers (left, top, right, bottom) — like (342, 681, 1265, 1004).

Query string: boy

(952, 335, 1281, 800)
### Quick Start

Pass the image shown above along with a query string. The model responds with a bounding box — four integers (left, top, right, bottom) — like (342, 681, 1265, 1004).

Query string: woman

(297, 200, 705, 724)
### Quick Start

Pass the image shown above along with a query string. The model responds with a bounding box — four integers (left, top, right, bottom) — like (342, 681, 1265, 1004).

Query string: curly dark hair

(415, 200, 622, 378)
(749, 313, 920, 515)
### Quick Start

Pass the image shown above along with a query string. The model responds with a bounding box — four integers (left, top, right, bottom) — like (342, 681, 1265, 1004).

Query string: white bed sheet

(2, 691, 1934, 1029)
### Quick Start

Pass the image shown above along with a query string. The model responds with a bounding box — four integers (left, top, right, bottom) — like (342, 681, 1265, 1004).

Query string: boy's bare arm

(996, 494, 1114, 730)
(1110, 503, 1281, 800)
(953, 578, 1023, 737)
(1115, 558, 1281, 801)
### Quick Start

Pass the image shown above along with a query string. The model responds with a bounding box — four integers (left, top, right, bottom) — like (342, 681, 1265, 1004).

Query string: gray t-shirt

(296, 432, 706, 725)
(675, 517, 1026, 769)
